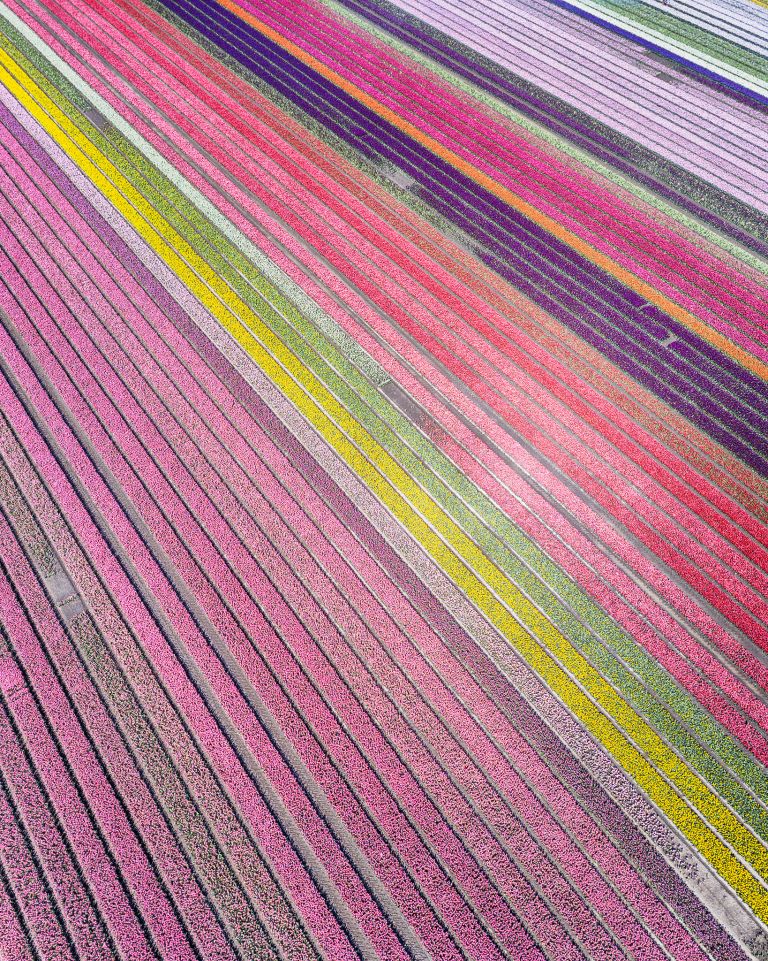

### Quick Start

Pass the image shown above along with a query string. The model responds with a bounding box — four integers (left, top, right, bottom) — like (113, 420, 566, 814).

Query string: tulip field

(0, 0, 767, 956)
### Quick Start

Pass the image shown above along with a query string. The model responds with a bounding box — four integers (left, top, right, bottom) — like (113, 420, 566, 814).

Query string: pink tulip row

(0, 275, 412, 961)
(0, 463, 305, 959)
(0, 413, 344, 961)
(0, 547, 189, 960)
(0, 517, 247, 961)
(0, 816, 36, 961)
(0, 335, 365, 960)
(0, 692, 88, 961)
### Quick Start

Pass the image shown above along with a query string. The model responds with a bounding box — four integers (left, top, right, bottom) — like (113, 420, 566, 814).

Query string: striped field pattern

(0, 0, 767, 955)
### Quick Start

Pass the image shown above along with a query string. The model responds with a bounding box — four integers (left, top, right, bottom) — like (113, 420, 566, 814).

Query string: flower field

(0, 0, 767, 956)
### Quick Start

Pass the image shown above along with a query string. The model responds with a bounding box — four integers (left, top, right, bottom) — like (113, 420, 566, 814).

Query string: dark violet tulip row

(49, 0, 768, 460)
(106, 0, 768, 406)
(97, 0, 767, 511)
